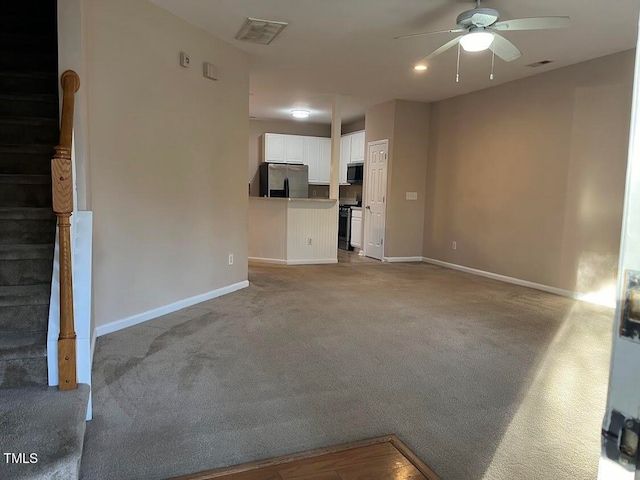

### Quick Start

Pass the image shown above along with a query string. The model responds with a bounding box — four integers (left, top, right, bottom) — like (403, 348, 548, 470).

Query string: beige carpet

(81, 261, 613, 480)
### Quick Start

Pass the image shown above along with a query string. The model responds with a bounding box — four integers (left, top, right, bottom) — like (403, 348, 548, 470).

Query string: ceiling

(150, 0, 639, 124)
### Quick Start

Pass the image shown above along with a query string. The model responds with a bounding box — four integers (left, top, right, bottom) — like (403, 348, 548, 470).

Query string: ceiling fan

(395, 0, 570, 64)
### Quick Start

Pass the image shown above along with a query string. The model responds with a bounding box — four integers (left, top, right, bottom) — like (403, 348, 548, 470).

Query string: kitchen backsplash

(308, 184, 363, 203)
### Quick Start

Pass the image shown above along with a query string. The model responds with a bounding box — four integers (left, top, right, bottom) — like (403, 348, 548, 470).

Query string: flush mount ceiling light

(459, 31, 494, 52)
(291, 109, 310, 119)
(414, 64, 428, 71)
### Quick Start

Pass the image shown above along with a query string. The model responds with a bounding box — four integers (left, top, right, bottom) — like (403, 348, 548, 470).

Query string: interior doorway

(364, 140, 388, 261)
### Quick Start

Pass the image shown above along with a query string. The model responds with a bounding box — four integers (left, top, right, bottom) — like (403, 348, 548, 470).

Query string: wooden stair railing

(53, 70, 80, 390)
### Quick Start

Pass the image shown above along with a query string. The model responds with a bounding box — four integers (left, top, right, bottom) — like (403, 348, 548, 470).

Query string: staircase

(0, 0, 58, 388)
(0, 4, 91, 480)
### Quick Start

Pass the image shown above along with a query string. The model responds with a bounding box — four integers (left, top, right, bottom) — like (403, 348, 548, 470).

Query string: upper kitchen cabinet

(342, 131, 365, 164)
(350, 131, 365, 164)
(305, 136, 321, 183)
(340, 136, 350, 184)
(263, 133, 304, 164)
(318, 138, 331, 184)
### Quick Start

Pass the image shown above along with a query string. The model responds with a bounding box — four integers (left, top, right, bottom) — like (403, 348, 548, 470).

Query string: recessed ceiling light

(291, 109, 310, 119)
(414, 65, 428, 71)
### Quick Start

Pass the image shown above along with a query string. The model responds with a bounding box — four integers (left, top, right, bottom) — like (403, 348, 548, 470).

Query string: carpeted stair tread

(0, 207, 55, 220)
(0, 93, 58, 118)
(0, 305, 50, 334)
(0, 175, 53, 208)
(0, 331, 46, 360)
(0, 284, 51, 307)
(0, 144, 54, 156)
(0, 52, 58, 72)
(0, 117, 59, 145)
(0, 117, 58, 128)
(0, 174, 51, 185)
(0, 72, 58, 95)
(0, 384, 89, 479)
(0, 244, 54, 260)
(0, 144, 52, 174)
(0, 33, 58, 52)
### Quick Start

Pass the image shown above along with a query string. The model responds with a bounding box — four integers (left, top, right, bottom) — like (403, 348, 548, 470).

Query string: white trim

(422, 257, 615, 308)
(383, 256, 423, 263)
(286, 259, 337, 265)
(249, 257, 337, 265)
(248, 257, 287, 265)
(95, 280, 249, 337)
(90, 328, 97, 363)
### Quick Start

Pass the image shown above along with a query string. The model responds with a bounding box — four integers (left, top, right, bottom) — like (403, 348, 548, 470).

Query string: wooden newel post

(54, 71, 80, 390)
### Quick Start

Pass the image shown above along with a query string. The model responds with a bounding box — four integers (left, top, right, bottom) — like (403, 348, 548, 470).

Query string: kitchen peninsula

(248, 197, 338, 265)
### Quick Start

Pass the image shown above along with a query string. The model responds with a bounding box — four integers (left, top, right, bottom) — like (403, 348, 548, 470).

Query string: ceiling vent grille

(235, 18, 288, 45)
(527, 60, 554, 68)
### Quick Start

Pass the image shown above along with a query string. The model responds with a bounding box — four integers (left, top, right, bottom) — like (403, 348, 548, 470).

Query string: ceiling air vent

(527, 60, 555, 68)
(235, 18, 288, 45)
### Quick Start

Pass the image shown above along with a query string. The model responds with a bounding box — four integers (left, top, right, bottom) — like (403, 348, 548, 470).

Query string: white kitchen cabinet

(340, 136, 350, 184)
(350, 208, 362, 248)
(263, 133, 304, 164)
(350, 131, 365, 163)
(305, 136, 320, 183)
(262, 133, 336, 184)
(284, 135, 304, 164)
(318, 138, 331, 184)
(264, 133, 286, 163)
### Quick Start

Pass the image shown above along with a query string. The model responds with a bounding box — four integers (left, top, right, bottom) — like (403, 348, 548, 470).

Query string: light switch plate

(203, 62, 218, 81)
(406, 192, 418, 201)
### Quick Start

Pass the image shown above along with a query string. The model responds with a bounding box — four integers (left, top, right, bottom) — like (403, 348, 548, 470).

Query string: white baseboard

(249, 257, 337, 266)
(248, 257, 287, 265)
(287, 259, 338, 265)
(95, 280, 249, 337)
(383, 256, 424, 263)
(422, 257, 615, 308)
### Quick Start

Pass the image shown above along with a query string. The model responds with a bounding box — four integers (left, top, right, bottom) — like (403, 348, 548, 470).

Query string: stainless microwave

(347, 163, 363, 184)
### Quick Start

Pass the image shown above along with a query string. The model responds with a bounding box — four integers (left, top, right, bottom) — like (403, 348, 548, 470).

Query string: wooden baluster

(53, 71, 80, 390)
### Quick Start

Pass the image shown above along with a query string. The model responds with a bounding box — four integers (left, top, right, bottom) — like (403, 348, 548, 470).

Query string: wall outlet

(228, 254, 233, 265)
(312, 189, 317, 197)
(180, 52, 190, 68)
(452, 241, 457, 250)
(307, 237, 313, 246)
(406, 192, 418, 201)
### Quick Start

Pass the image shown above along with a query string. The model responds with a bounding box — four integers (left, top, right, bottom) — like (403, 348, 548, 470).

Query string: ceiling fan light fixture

(459, 31, 495, 52)
(414, 64, 428, 71)
(291, 109, 310, 119)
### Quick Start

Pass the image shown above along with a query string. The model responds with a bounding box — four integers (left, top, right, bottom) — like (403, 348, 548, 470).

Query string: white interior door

(364, 141, 388, 260)
(598, 21, 640, 480)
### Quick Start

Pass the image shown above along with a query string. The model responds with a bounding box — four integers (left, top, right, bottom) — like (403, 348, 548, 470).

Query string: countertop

(250, 197, 337, 203)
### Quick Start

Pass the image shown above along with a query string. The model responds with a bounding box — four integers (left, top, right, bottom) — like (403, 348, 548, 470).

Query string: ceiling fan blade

(492, 16, 570, 31)
(421, 36, 462, 61)
(394, 28, 466, 40)
(489, 33, 522, 62)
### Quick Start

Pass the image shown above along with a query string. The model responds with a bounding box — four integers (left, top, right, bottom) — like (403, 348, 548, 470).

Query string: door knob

(365, 205, 371, 210)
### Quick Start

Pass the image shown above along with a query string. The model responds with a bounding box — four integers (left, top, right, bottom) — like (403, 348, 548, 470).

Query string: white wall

(86, 0, 250, 330)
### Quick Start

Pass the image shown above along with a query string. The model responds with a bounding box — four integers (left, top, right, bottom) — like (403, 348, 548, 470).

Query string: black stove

(338, 206, 354, 250)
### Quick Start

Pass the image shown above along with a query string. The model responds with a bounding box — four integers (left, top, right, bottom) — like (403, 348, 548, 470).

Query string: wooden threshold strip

(172, 434, 441, 480)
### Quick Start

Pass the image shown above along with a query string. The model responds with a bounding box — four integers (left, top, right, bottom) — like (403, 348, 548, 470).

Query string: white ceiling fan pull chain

(456, 42, 461, 83)
(490, 49, 495, 80)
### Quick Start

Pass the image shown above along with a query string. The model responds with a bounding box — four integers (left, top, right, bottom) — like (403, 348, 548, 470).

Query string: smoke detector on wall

(235, 18, 288, 45)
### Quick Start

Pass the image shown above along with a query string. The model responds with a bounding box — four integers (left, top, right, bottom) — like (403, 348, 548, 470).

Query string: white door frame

(363, 140, 388, 260)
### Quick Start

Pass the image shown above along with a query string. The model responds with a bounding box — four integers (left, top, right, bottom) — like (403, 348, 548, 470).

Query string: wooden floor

(337, 249, 379, 264)
(174, 436, 440, 480)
